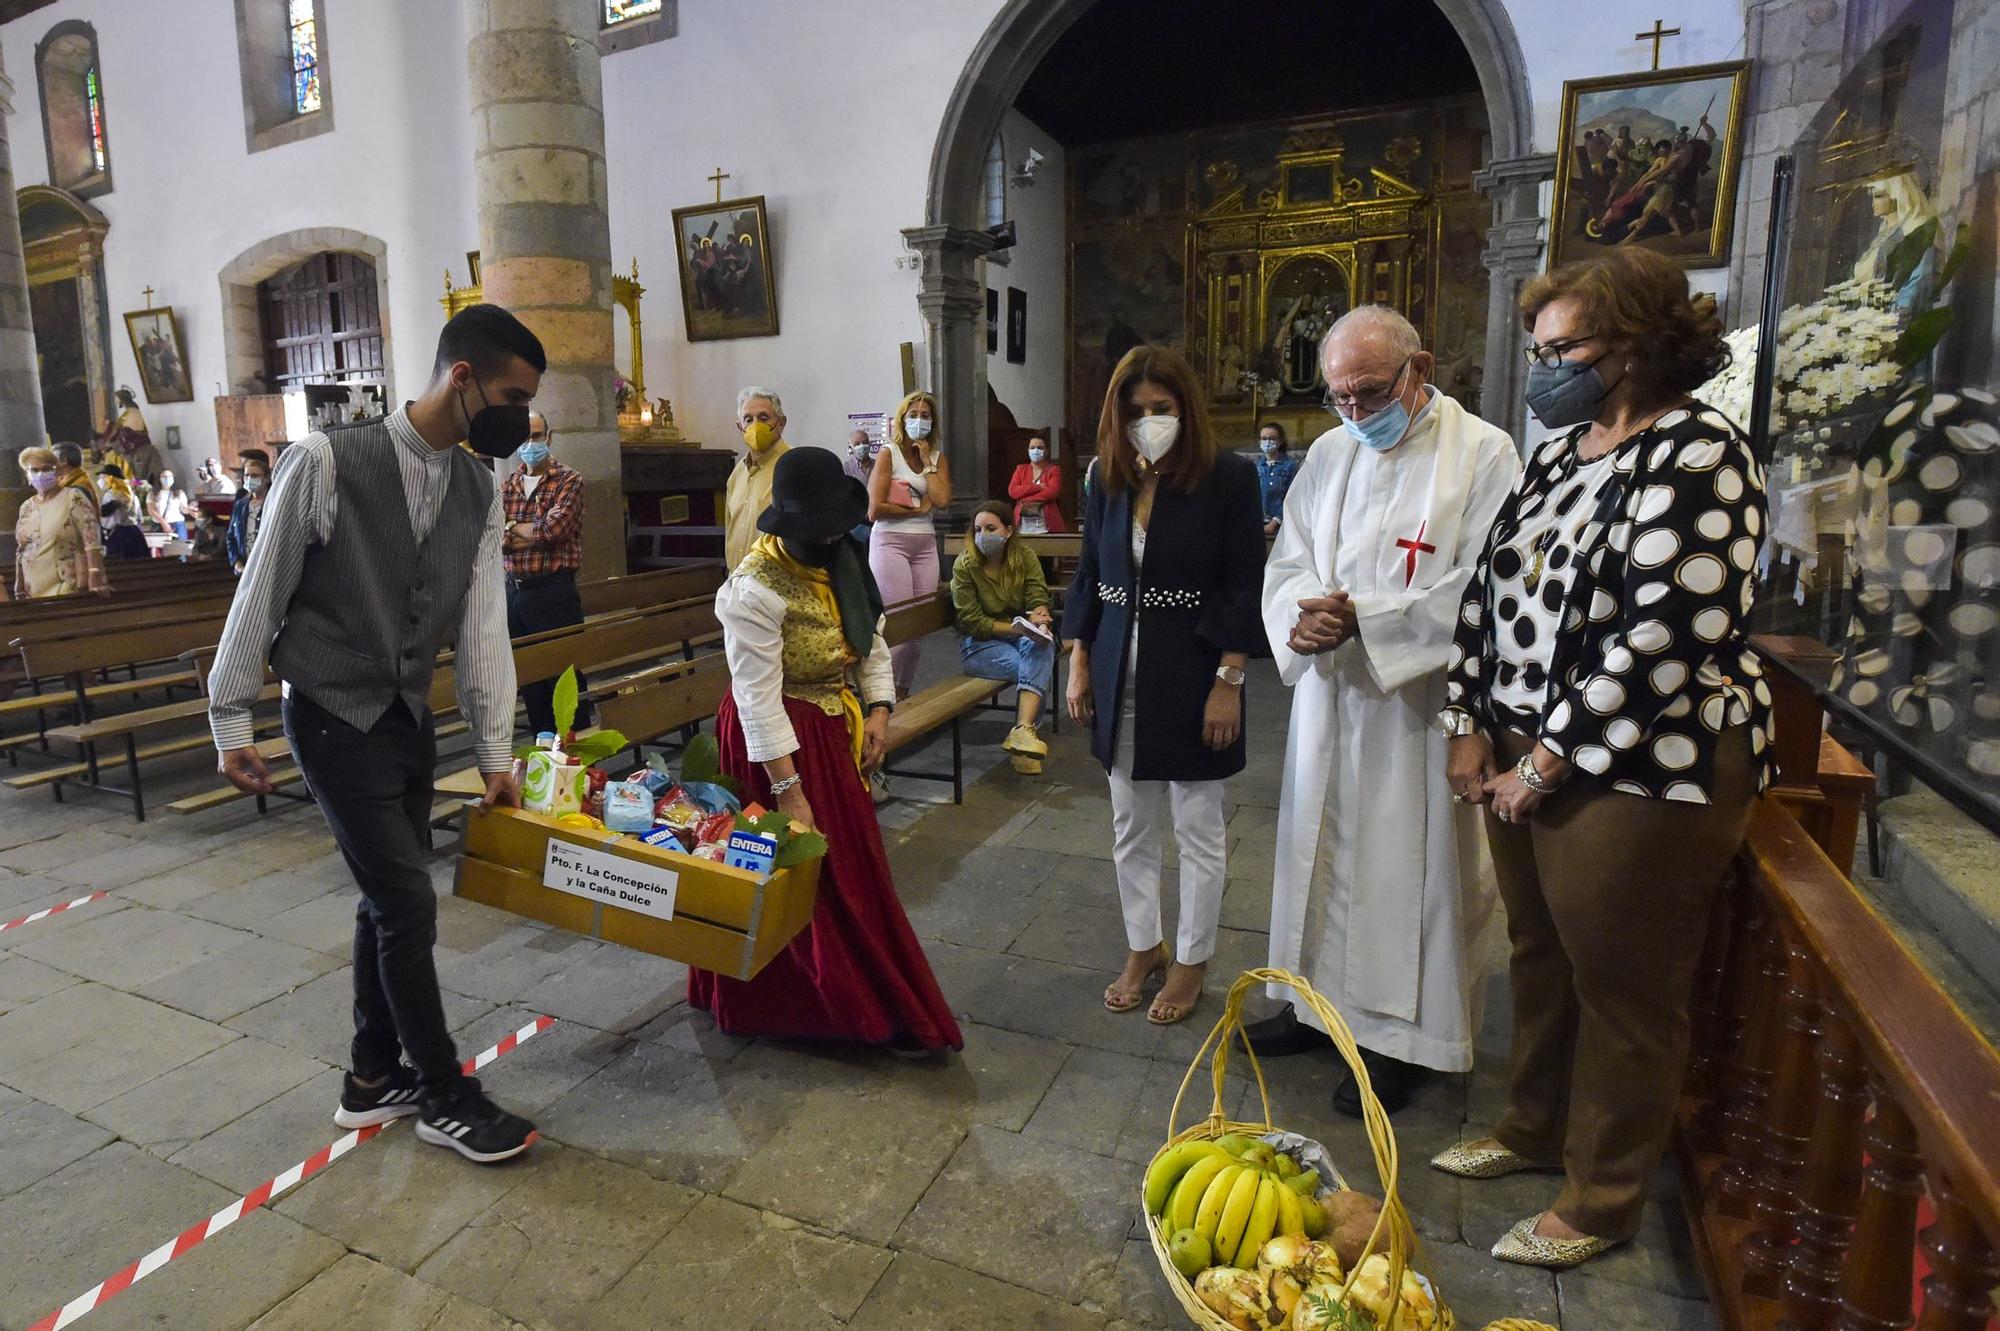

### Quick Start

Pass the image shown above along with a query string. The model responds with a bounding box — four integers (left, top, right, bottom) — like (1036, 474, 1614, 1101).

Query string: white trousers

(1108, 699, 1228, 965)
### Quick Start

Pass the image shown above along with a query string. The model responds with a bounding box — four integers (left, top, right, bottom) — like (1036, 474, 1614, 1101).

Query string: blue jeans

(960, 632, 1055, 700)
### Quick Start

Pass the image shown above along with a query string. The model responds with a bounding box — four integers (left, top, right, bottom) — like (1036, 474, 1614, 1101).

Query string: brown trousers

(1487, 727, 1754, 1239)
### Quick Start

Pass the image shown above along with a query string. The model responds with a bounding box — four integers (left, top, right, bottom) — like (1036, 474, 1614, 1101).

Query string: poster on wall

(123, 306, 193, 404)
(986, 288, 999, 354)
(1007, 287, 1027, 364)
(670, 195, 779, 341)
(1548, 60, 1750, 269)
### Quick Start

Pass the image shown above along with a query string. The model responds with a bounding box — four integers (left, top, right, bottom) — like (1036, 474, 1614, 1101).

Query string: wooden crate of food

(453, 805, 821, 981)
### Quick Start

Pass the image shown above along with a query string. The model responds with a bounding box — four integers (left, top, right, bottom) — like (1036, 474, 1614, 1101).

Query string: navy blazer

(1062, 451, 1267, 781)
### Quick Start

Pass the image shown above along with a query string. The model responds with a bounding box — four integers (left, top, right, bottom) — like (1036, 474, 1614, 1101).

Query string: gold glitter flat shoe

(1490, 1214, 1624, 1269)
(1429, 1140, 1550, 1179)
(1480, 1320, 1560, 1331)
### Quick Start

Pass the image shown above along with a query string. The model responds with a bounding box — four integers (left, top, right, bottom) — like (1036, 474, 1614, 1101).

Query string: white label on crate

(542, 837, 680, 922)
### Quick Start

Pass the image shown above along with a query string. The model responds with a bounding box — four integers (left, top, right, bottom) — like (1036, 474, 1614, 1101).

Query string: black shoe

(1333, 1049, 1427, 1119)
(333, 1064, 423, 1129)
(1244, 1007, 1333, 1057)
(415, 1078, 539, 1164)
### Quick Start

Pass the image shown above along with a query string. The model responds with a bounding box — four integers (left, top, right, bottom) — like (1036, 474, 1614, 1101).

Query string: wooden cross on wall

(1636, 18, 1682, 70)
(141, 286, 155, 308)
(708, 167, 731, 203)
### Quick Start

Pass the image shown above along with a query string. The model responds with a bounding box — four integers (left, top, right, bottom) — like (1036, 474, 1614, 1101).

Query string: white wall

(0, 0, 478, 459)
(982, 109, 1065, 445)
(1509, 0, 1748, 152)
(600, 0, 1003, 460)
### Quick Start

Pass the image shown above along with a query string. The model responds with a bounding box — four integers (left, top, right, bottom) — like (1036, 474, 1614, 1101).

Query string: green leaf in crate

(1894, 307, 1954, 368)
(753, 810, 790, 835)
(773, 830, 826, 869)
(681, 733, 722, 786)
(552, 666, 579, 738)
(568, 730, 632, 767)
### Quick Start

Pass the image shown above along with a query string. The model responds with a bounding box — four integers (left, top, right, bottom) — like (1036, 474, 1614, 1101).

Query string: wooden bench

(876, 593, 1008, 804)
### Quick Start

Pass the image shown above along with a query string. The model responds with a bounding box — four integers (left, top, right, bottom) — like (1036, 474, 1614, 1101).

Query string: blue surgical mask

(1525, 357, 1616, 428)
(1343, 398, 1411, 452)
(1027, 447, 1046, 463)
(974, 530, 1008, 558)
(1258, 439, 1279, 455)
(518, 442, 550, 467)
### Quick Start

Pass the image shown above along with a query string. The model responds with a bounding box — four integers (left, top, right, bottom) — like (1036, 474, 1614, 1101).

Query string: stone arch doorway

(912, 0, 1554, 485)
(17, 184, 112, 446)
(217, 226, 393, 400)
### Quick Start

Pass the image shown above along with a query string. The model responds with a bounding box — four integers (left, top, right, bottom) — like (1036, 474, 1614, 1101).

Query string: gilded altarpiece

(1066, 97, 1490, 447)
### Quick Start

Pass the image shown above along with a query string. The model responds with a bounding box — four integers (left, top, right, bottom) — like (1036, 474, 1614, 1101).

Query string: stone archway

(217, 226, 393, 398)
(912, 0, 1555, 484)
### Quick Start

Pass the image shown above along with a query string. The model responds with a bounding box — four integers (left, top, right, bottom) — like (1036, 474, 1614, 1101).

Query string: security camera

(1011, 147, 1045, 188)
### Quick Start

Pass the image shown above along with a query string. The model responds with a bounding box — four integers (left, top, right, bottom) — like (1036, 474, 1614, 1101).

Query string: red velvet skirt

(687, 693, 963, 1051)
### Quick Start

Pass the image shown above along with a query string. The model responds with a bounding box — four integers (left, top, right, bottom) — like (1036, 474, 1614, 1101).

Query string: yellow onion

(1344, 1253, 1439, 1330)
(1192, 1266, 1282, 1331)
(1290, 1280, 1363, 1331)
(1257, 1236, 1343, 1318)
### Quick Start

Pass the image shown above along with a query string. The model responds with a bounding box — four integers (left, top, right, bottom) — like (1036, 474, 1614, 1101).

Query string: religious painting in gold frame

(1548, 59, 1750, 270)
(670, 194, 778, 341)
(123, 305, 193, 404)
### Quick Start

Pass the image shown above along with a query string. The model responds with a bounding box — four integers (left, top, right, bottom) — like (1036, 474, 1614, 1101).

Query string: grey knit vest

(270, 419, 491, 732)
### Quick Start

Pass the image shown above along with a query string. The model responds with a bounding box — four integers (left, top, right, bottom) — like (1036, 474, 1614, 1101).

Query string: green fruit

(1275, 1153, 1300, 1179)
(1239, 1143, 1278, 1171)
(1167, 1227, 1212, 1278)
(1301, 1193, 1329, 1239)
(1214, 1133, 1261, 1157)
(1167, 1154, 1236, 1235)
(1285, 1168, 1322, 1196)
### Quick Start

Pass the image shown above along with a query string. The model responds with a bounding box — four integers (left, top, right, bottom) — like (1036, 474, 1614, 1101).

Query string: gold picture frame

(122, 305, 193, 404)
(670, 194, 779, 341)
(1548, 59, 1750, 270)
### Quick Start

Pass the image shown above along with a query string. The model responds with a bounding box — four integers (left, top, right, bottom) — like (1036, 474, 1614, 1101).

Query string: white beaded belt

(1098, 583, 1203, 610)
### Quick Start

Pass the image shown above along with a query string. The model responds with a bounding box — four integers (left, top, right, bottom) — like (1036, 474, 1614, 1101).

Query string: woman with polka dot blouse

(1428, 247, 1775, 1270)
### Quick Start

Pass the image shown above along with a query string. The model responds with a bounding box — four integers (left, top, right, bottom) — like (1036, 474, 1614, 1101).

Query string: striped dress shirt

(207, 407, 516, 774)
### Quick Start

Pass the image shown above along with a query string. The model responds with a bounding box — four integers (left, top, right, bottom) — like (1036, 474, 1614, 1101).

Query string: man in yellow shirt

(724, 385, 791, 568)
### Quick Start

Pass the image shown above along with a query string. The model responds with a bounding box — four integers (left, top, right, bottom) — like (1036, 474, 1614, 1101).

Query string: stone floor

(0, 652, 1718, 1330)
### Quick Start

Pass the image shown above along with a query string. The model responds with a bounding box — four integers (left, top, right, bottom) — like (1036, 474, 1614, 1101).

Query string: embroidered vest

(739, 550, 855, 717)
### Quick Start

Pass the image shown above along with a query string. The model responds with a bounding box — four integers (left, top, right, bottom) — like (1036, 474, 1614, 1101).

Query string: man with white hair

(725, 386, 791, 568)
(1254, 305, 1521, 1115)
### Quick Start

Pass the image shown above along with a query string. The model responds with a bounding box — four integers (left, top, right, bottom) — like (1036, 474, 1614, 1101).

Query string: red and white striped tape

(28, 1013, 556, 1331)
(0, 891, 108, 936)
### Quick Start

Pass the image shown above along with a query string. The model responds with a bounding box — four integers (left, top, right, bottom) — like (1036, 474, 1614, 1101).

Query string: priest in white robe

(1253, 306, 1521, 1116)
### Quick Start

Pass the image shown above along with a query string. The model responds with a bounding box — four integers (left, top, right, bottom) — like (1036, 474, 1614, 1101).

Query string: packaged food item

(724, 830, 778, 877)
(535, 731, 558, 749)
(640, 825, 689, 850)
(555, 812, 605, 831)
(655, 790, 703, 829)
(524, 750, 582, 815)
(693, 810, 736, 850)
(626, 767, 672, 796)
(680, 780, 742, 815)
(603, 780, 655, 833)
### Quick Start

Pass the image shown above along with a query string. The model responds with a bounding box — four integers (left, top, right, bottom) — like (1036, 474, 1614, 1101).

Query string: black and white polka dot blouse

(1445, 404, 1777, 804)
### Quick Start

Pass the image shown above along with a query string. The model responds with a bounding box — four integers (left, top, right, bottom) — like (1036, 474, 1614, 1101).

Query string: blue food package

(602, 781, 657, 832)
(640, 825, 688, 849)
(723, 831, 778, 877)
(679, 780, 742, 815)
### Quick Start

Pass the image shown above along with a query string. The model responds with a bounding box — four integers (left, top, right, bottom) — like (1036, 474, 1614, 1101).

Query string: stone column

(902, 223, 997, 515)
(467, 0, 622, 578)
(1473, 153, 1557, 444)
(0, 44, 47, 546)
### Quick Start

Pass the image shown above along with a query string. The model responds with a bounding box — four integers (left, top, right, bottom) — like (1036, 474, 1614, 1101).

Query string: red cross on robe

(1394, 520, 1437, 587)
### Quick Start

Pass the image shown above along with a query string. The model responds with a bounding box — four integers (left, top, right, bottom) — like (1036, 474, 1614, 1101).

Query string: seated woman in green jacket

(952, 501, 1057, 774)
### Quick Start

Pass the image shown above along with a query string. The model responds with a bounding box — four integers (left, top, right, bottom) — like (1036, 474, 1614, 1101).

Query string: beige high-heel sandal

(1104, 945, 1168, 1013)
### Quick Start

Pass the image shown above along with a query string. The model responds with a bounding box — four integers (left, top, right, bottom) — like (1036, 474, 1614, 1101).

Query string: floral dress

(15, 486, 104, 598)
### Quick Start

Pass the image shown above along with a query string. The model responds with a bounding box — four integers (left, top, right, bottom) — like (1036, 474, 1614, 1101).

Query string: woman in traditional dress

(1063, 345, 1267, 1026)
(14, 446, 109, 599)
(691, 446, 963, 1054)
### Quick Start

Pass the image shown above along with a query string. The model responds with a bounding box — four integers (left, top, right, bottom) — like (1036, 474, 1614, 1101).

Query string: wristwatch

(1436, 709, 1477, 738)
(1215, 665, 1246, 686)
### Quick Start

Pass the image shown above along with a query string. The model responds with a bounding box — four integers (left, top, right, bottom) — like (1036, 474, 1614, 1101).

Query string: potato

(1320, 1189, 1384, 1271)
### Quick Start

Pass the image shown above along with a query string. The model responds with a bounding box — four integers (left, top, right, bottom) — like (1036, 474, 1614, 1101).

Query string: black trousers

(284, 692, 460, 1095)
(506, 569, 587, 736)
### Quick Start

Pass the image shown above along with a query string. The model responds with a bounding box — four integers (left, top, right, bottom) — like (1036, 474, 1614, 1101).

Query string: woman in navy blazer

(1063, 346, 1266, 1026)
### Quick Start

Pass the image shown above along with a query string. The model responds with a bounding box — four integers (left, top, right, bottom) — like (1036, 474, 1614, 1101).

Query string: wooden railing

(1675, 642, 2000, 1330)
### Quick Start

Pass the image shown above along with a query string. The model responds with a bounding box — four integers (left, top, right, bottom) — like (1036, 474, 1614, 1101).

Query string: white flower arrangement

(1702, 278, 1907, 434)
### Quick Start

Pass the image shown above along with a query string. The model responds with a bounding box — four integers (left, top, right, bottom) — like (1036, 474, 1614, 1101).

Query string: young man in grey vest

(209, 304, 544, 1164)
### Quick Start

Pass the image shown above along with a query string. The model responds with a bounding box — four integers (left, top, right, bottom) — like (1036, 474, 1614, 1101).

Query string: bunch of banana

(1146, 1135, 1322, 1273)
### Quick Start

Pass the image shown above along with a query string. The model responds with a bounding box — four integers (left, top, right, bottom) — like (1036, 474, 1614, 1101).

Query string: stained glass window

(289, 0, 321, 116)
(603, 0, 663, 27)
(84, 65, 105, 173)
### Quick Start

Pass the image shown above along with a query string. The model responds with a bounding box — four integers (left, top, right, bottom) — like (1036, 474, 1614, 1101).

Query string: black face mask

(457, 376, 533, 459)
(785, 537, 842, 568)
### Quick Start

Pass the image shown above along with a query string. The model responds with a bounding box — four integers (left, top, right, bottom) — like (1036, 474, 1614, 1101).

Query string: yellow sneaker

(1004, 724, 1048, 758)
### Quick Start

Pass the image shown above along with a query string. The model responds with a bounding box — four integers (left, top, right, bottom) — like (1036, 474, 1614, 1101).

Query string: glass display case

(1735, 0, 2000, 829)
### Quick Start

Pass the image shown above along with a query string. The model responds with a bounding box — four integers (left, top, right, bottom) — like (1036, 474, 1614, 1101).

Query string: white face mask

(1128, 414, 1181, 464)
(906, 416, 933, 440)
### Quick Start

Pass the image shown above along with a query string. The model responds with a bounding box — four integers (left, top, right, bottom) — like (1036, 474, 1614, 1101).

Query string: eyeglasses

(1323, 356, 1413, 417)
(1523, 335, 1601, 369)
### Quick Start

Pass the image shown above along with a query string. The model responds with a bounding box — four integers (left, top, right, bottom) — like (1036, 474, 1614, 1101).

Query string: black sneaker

(333, 1064, 424, 1129)
(415, 1078, 539, 1164)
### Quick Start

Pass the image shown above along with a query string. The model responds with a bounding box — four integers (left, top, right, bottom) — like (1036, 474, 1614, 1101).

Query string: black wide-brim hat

(756, 445, 871, 543)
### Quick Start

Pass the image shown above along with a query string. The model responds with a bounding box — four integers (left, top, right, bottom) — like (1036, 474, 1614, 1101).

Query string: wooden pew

(877, 593, 1009, 804)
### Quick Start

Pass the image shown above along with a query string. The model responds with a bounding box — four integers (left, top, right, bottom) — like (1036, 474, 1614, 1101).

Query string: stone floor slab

(134, 933, 346, 1023)
(223, 967, 493, 1067)
(0, 825, 140, 876)
(957, 953, 1169, 1059)
(850, 1251, 1107, 1330)
(0, 1094, 115, 1197)
(122, 832, 334, 909)
(181, 861, 348, 930)
(0, 982, 237, 1112)
(1022, 1046, 1150, 1158)
(513, 946, 685, 1033)
(417, 1143, 699, 1330)
(585, 1195, 892, 1331)
(85, 1035, 325, 1152)
(446, 1005, 631, 1116)
(70, 1208, 346, 1331)
(9, 905, 253, 987)
(433, 918, 601, 1005)
(44, 833, 215, 889)
(1558, 1268, 1720, 1329)
(895, 1123, 1134, 1303)
(0, 951, 81, 1014)
(254, 888, 373, 955)
(723, 1084, 967, 1244)
(246, 1252, 524, 1331)
(168, 1067, 349, 1192)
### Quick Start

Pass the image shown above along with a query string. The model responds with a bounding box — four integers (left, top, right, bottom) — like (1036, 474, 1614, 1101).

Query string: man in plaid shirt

(502, 411, 587, 734)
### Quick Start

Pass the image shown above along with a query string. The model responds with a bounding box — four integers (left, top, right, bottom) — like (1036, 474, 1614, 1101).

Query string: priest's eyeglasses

(1523, 335, 1602, 369)
(1323, 356, 1412, 417)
